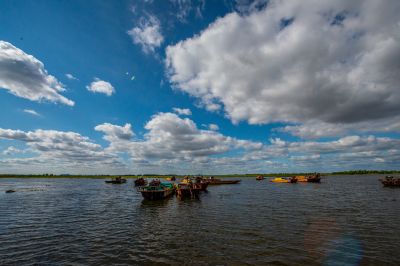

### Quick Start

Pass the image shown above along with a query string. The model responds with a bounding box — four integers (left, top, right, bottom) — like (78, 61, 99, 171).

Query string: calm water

(0, 175, 399, 266)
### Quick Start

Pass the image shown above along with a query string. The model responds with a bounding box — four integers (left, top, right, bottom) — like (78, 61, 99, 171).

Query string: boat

(180, 176, 209, 191)
(380, 176, 400, 187)
(134, 177, 147, 186)
(270, 177, 297, 183)
(293, 173, 321, 183)
(295, 176, 308, 182)
(206, 176, 241, 185)
(5, 189, 16, 193)
(175, 183, 202, 199)
(137, 182, 175, 200)
(165, 176, 176, 181)
(256, 175, 265, 181)
(194, 176, 209, 191)
(105, 176, 127, 184)
(306, 173, 321, 183)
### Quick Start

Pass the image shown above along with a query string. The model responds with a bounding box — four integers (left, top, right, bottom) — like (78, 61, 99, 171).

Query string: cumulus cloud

(166, 0, 400, 131)
(95, 123, 134, 142)
(98, 113, 262, 164)
(173, 107, 192, 115)
(0, 41, 74, 106)
(86, 78, 115, 96)
(23, 109, 41, 117)
(127, 15, 164, 53)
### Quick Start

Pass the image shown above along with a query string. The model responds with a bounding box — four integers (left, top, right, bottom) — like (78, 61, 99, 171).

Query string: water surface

(0, 175, 399, 265)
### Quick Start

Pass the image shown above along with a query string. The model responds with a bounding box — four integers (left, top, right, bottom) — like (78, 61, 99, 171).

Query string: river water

(0, 175, 399, 265)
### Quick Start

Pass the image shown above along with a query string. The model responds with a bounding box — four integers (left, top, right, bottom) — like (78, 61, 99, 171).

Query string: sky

(0, 0, 400, 175)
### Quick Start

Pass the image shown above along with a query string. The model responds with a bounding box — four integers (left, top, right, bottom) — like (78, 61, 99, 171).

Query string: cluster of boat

(103, 173, 400, 201)
(135, 176, 241, 200)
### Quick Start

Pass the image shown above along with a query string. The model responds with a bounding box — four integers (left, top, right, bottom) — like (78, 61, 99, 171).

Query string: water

(0, 175, 399, 265)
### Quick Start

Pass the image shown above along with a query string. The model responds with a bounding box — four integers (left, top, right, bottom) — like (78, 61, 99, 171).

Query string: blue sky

(1, 0, 400, 174)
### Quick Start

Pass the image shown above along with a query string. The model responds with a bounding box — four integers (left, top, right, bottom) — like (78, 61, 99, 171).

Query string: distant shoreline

(0, 171, 399, 179)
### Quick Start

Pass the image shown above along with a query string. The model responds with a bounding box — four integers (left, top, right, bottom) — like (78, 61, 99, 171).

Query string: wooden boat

(134, 177, 147, 186)
(206, 177, 241, 185)
(105, 177, 127, 184)
(270, 177, 297, 183)
(180, 176, 209, 191)
(5, 189, 16, 193)
(138, 182, 175, 200)
(256, 175, 265, 181)
(195, 176, 209, 191)
(380, 176, 400, 187)
(175, 183, 202, 199)
(306, 173, 321, 183)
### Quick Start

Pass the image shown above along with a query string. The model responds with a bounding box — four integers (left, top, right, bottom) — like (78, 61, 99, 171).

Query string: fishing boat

(256, 175, 265, 181)
(180, 176, 209, 191)
(206, 176, 241, 185)
(137, 182, 175, 200)
(306, 173, 321, 183)
(270, 177, 297, 183)
(195, 176, 209, 191)
(380, 176, 400, 187)
(134, 177, 147, 186)
(175, 183, 202, 198)
(105, 176, 127, 184)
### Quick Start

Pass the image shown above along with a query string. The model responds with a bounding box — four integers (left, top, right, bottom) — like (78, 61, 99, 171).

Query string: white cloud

(2, 146, 25, 155)
(0, 128, 124, 174)
(65, 73, 78, 80)
(166, 0, 400, 130)
(23, 109, 41, 117)
(1, 113, 400, 174)
(95, 123, 134, 142)
(98, 113, 262, 165)
(0, 41, 74, 106)
(173, 107, 192, 115)
(170, 0, 206, 22)
(127, 15, 164, 53)
(86, 78, 115, 96)
(208, 124, 219, 131)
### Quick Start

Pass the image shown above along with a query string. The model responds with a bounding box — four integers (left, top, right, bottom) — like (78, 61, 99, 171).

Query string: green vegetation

(0, 170, 399, 178)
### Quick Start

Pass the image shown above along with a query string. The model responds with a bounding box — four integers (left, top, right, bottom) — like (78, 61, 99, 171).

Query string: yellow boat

(270, 177, 298, 183)
(295, 176, 308, 182)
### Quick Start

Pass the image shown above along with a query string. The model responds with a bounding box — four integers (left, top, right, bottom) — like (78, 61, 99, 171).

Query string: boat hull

(105, 179, 127, 184)
(139, 188, 175, 200)
(176, 183, 202, 198)
(207, 180, 241, 185)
